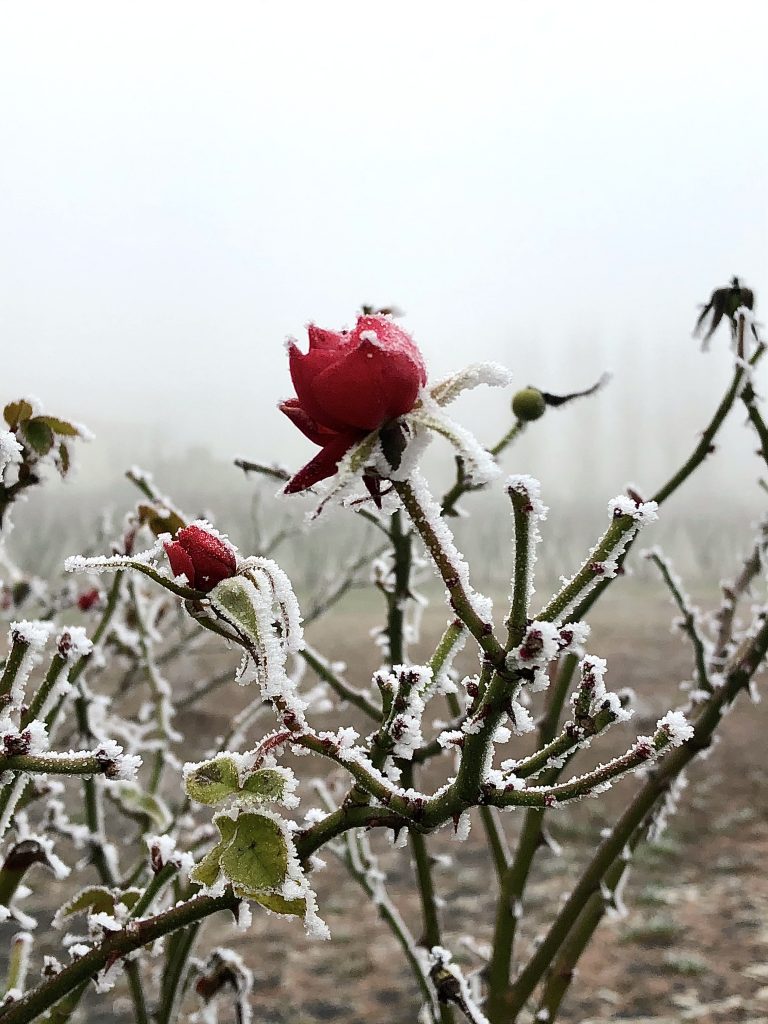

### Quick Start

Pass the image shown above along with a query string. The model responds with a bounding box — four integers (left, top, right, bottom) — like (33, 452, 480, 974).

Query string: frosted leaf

(428, 945, 490, 1024)
(427, 362, 513, 407)
(410, 399, 500, 486)
(209, 569, 307, 728)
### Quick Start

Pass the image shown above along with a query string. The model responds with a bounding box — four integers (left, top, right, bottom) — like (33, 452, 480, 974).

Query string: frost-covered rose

(164, 524, 237, 592)
(280, 315, 427, 493)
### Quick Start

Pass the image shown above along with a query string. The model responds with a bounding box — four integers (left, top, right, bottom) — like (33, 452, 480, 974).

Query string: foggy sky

(2, 1, 767, 512)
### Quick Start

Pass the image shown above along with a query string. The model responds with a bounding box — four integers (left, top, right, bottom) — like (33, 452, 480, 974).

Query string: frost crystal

(657, 710, 694, 746)
(609, 495, 659, 524)
(0, 431, 23, 474)
(400, 471, 494, 625)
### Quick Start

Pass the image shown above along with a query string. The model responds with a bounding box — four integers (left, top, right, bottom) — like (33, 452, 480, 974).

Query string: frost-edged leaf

(251, 891, 306, 917)
(348, 432, 379, 474)
(240, 768, 289, 803)
(190, 846, 225, 888)
(21, 418, 55, 456)
(219, 813, 289, 894)
(427, 362, 513, 407)
(36, 416, 80, 437)
(55, 886, 118, 924)
(379, 421, 409, 471)
(137, 503, 186, 539)
(185, 757, 240, 806)
(108, 783, 172, 831)
(190, 814, 238, 888)
(118, 889, 142, 911)
(209, 577, 264, 649)
(4, 400, 34, 429)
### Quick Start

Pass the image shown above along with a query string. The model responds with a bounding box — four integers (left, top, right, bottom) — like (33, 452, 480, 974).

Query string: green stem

(504, 613, 768, 1016)
(653, 343, 764, 504)
(0, 753, 113, 777)
(538, 513, 639, 624)
(0, 637, 29, 706)
(20, 653, 65, 729)
(156, 922, 200, 1024)
(506, 483, 534, 647)
(0, 893, 237, 1024)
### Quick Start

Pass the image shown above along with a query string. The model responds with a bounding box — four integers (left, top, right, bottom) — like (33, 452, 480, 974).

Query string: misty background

(2, 1, 767, 584)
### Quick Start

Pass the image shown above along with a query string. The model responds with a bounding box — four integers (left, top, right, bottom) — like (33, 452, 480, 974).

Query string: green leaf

(56, 886, 118, 921)
(240, 768, 288, 803)
(137, 503, 186, 539)
(109, 784, 172, 831)
(250, 891, 306, 917)
(117, 888, 142, 911)
(219, 813, 289, 894)
(36, 416, 80, 437)
(185, 757, 240, 806)
(21, 418, 55, 456)
(190, 846, 224, 888)
(190, 814, 238, 888)
(209, 576, 264, 648)
(349, 432, 378, 473)
(56, 442, 71, 478)
(4, 400, 33, 429)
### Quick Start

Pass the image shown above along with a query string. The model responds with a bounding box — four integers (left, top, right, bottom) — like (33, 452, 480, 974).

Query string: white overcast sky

(1, 1, 767, 509)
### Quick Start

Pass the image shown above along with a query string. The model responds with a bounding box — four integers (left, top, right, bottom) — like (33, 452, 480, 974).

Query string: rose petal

(288, 342, 353, 432)
(279, 399, 337, 446)
(354, 315, 427, 386)
(175, 525, 237, 592)
(284, 434, 361, 493)
(310, 338, 423, 431)
(165, 541, 197, 588)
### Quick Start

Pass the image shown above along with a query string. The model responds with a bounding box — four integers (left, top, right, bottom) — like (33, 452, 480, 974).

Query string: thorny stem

(534, 825, 644, 1021)
(537, 512, 639, 625)
(0, 635, 28, 706)
(0, 753, 121, 777)
(652, 341, 764, 504)
(742, 381, 768, 467)
(646, 550, 711, 694)
(0, 893, 238, 1024)
(129, 578, 172, 794)
(20, 652, 65, 729)
(485, 354, 768, 1013)
(393, 479, 502, 662)
(502, 612, 768, 1018)
(341, 830, 440, 1021)
(506, 483, 534, 647)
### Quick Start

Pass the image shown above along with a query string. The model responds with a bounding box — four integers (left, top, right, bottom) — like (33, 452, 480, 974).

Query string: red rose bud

(77, 587, 102, 612)
(164, 524, 237, 593)
(281, 315, 427, 493)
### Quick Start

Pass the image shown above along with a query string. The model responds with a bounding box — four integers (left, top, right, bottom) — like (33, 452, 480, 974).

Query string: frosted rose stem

(495, 612, 768, 1022)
